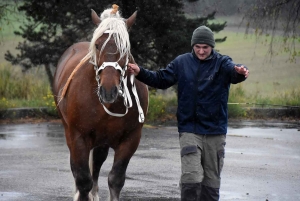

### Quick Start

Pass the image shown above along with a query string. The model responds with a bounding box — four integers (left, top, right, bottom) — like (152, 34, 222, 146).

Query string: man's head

(191, 26, 215, 60)
(191, 26, 215, 48)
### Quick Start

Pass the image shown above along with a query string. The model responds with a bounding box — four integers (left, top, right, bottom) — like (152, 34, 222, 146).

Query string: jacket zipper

(193, 60, 202, 133)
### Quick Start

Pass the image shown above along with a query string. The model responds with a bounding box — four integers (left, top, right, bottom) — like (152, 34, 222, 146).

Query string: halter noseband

(94, 61, 126, 96)
(96, 62, 124, 75)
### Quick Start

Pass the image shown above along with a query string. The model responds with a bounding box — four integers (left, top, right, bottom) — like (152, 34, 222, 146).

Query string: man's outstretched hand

(234, 65, 249, 78)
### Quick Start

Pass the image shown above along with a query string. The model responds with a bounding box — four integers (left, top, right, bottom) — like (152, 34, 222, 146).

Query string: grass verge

(1, 62, 300, 121)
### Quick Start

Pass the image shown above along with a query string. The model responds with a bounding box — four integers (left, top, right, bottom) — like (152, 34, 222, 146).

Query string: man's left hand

(234, 65, 249, 78)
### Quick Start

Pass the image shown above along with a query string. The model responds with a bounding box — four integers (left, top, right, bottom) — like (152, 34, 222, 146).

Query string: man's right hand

(127, 63, 140, 76)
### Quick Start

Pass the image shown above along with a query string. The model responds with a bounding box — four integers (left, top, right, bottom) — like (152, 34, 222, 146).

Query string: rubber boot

(200, 185, 219, 201)
(181, 182, 201, 201)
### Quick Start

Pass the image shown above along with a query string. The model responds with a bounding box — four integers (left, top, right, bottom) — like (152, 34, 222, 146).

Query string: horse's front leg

(68, 133, 93, 201)
(89, 145, 109, 200)
(108, 133, 141, 201)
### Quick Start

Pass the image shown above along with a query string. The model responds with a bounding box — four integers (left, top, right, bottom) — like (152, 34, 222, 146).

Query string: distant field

(215, 26, 300, 98)
(1, 14, 299, 99)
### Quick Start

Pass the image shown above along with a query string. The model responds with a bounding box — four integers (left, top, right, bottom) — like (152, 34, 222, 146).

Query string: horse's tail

(57, 56, 90, 104)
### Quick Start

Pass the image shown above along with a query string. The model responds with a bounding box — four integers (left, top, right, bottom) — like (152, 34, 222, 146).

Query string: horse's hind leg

(89, 145, 109, 200)
(108, 136, 140, 201)
(69, 135, 93, 201)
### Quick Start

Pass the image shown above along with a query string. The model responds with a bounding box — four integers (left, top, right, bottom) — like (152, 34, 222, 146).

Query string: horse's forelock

(100, 8, 121, 21)
(87, 17, 130, 65)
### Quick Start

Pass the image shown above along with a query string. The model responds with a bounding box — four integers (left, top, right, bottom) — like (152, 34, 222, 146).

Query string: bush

(228, 85, 247, 118)
(147, 91, 177, 123)
(0, 64, 56, 111)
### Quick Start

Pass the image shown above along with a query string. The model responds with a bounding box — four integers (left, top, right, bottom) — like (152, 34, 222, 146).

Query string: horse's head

(89, 6, 137, 104)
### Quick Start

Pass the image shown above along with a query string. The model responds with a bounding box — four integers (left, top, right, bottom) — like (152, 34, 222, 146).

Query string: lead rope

(129, 74, 145, 123)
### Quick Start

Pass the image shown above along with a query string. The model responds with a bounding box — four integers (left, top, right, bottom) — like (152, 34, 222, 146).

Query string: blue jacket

(136, 49, 247, 135)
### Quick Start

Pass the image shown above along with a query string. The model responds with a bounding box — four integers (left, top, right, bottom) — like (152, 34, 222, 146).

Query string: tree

(5, 0, 226, 89)
(242, 0, 300, 62)
(0, 0, 19, 41)
(183, 0, 254, 17)
(0, 1, 11, 37)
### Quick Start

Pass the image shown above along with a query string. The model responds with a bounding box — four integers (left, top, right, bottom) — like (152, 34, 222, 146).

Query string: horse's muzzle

(98, 85, 119, 103)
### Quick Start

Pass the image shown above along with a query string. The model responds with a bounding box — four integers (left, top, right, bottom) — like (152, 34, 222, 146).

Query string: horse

(52, 6, 148, 201)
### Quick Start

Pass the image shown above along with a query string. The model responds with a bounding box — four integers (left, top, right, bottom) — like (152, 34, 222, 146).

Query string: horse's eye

(95, 44, 99, 49)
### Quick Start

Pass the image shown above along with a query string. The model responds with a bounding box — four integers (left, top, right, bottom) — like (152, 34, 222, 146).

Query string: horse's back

(53, 42, 90, 97)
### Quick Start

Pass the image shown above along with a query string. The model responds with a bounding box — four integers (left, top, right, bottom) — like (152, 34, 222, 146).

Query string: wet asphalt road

(0, 121, 300, 201)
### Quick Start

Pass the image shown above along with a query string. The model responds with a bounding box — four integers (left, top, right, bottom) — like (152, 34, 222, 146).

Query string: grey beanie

(191, 26, 215, 48)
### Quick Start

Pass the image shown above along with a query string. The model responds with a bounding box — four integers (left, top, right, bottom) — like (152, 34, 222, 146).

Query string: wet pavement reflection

(0, 121, 299, 201)
(0, 123, 65, 148)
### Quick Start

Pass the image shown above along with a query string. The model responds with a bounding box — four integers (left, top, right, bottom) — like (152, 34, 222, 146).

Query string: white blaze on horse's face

(95, 35, 124, 104)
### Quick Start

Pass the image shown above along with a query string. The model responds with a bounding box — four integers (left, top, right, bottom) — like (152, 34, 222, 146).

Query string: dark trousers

(179, 133, 226, 201)
(181, 183, 219, 201)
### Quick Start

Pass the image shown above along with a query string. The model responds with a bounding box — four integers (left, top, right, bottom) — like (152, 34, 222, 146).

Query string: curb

(246, 107, 300, 119)
(0, 107, 299, 120)
(0, 107, 59, 120)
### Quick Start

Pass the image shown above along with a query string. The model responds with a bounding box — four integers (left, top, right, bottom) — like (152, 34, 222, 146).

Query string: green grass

(0, 64, 49, 99)
(147, 93, 170, 122)
(0, 63, 55, 110)
(215, 28, 300, 98)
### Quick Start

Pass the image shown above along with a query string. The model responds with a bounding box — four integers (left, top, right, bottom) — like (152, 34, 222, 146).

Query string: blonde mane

(59, 7, 131, 102)
(87, 16, 131, 65)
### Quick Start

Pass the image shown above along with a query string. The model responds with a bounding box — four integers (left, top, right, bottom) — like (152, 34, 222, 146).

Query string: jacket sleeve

(135, 62, 178, 89)
(222, 58, 248, 84)
(230, 64, 248, 84)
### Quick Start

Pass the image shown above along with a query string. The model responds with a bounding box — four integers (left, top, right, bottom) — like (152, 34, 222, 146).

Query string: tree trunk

(45, 64, 54, 92)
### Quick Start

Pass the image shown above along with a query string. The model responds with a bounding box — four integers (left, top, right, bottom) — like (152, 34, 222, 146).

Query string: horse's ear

(126, 11, 137, 29)
(91, 9, 101, 26)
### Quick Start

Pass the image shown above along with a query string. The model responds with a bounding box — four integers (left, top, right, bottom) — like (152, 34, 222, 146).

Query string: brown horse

(53, 6, 148, 201)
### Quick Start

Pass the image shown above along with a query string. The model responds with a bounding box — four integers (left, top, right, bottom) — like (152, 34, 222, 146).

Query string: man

(128, 25, 249, 201)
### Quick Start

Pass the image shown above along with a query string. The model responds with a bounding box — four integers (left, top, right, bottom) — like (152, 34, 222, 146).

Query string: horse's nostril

(112, 86, 118, 95)
(99, 86, 104, 96)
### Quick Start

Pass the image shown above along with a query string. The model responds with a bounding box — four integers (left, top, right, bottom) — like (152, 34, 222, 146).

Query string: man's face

(193, 44, 212, 60)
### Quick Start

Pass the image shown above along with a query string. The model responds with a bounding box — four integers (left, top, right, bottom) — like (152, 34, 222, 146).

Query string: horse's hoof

(73, 191, 79, 201)
(73, 191, 98, 201)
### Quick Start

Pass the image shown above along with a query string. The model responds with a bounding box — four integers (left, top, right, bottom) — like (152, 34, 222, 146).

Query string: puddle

(0, 123, 65, 148)
(0, 192, 28, 200)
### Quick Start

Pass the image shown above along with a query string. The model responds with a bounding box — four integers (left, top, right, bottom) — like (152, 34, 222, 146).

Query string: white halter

(91, 58, 145, 123)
